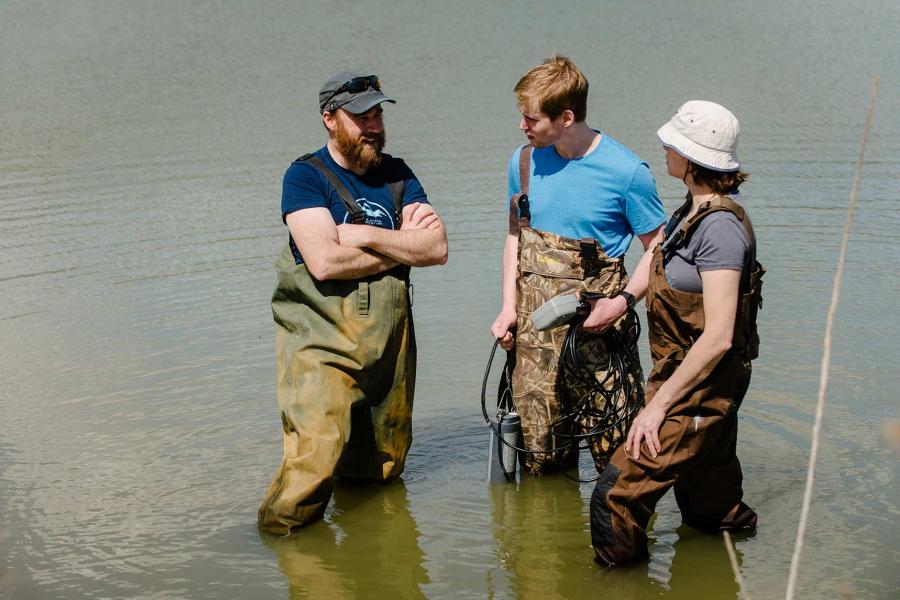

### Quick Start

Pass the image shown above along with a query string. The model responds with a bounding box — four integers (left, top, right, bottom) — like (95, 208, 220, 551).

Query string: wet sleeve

(281, 162, 328, 223)
(624, 162, 666, 235)
(694, 214, 750, 272)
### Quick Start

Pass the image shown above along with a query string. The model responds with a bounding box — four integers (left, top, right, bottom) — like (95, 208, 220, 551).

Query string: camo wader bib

(258, 155, 415, 536)
(591, 195, 764, 565)
(509, 145, 645, 476)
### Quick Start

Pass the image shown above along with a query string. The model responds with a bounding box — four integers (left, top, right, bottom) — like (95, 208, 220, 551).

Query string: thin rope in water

(784, 75, 880, 600)
(723, 530, 750, 599)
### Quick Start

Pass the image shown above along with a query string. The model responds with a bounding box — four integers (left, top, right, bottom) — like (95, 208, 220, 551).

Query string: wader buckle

(518, 194, 531, 222)
(580, 238, 598, 261)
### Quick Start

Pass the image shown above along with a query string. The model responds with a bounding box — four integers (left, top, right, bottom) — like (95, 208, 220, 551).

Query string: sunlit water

(1, 1, 898, 598)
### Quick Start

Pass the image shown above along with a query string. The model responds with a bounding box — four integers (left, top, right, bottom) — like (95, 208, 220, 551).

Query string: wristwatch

(619, 291, 637, 311)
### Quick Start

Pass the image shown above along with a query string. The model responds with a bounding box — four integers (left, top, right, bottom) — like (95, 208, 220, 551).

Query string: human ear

(322, 111, 336, 133)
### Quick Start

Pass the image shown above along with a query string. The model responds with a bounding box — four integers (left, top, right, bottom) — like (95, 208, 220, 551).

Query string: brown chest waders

(508, 146, 646, 476)
(590, 195, 765, 566)
(258, 155, 415, 536)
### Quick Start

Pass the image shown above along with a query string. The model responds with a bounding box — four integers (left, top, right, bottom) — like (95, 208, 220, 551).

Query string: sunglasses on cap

(322, 75, 381, 108)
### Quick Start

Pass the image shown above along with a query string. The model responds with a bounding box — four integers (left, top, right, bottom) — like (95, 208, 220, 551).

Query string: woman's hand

(624, 401, 668, 460)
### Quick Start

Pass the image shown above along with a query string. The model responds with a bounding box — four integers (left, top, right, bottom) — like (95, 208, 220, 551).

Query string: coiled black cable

(481, 310, 644, 482)
(554, 310, 644, 481)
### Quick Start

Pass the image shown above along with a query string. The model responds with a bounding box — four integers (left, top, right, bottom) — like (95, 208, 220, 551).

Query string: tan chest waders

(508, 145, 645, 476)
(258, 155, 415, 536)
(590, 195, 764, 566)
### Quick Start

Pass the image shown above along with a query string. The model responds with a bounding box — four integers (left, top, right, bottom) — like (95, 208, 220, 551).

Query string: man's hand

(624, 401, 667, 460)
(286, 208, 398, 280)
(334, 202, 446, 267)
(491, 309, 518, 350)
(581, 295, 627, 333)
(336, 203, 441, 250)
(335, 223, 370, 249)
(401, 202, 441, 230)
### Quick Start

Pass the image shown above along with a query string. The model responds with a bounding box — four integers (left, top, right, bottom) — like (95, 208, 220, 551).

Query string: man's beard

(333, 117, 385, 172)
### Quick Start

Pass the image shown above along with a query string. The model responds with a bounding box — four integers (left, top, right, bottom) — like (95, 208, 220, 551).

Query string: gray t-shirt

(662, 197, 751, 294)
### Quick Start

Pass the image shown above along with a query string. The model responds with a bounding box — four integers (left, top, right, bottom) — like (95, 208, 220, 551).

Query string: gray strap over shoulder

(298, 154, 406, 230)
(388, 180, 405, 228)
(296, 154, 366, 224)
(662, 192, 756, 265)
(678, 195, 758, 267)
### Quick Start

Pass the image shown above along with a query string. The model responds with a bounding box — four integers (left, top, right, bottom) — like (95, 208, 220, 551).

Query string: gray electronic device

(487, 411, 522, 483)
(531, 293, 584, 331)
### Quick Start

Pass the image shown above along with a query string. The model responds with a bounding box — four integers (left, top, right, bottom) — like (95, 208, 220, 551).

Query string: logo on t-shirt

(343, 197, 394, 228)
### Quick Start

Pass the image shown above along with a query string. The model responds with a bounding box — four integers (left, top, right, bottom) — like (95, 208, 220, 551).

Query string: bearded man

(258, 71, 448, 535)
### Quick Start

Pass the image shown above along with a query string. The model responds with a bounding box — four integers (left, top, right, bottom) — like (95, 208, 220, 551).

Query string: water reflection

(658, 525, 748, 597)
(487, 475, 647, 598)
(2, 0, 898, 597)
(490, 476, 584, 598)
(488, 475, 749, 598)
(261, 481, 428, 599)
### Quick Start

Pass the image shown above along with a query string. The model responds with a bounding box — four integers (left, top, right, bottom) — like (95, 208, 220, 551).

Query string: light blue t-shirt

(507, 133, 665, 258)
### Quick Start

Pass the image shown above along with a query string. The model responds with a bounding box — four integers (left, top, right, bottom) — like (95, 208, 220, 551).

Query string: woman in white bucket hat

(588, 101, 765, 565)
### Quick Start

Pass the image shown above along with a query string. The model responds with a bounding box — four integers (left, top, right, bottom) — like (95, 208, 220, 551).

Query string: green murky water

(1, 1, 898, 598)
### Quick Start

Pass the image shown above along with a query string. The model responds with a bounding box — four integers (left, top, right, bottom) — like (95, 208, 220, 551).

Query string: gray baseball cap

(318, 71, 395, 115)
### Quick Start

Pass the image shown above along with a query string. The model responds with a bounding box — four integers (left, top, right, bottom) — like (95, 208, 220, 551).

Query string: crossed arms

(286, 202, 448, 281)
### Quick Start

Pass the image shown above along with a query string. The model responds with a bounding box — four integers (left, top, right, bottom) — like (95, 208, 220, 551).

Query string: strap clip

(518, 194, 531, 222)
(579, 238, 598, 261)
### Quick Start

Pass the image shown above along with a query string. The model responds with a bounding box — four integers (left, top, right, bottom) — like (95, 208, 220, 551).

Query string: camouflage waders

(258, 155, 414, 536)
(591, 195, 764, 565)
(509, 146, 645, 476)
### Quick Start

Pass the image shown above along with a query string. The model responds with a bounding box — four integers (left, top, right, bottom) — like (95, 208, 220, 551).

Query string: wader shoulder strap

(659, 193, 694, 258)
(675, 195, 758, 266)
(660, 192, 694, 252)
(690, 197, 764, 359)
(663, 193, 756, 268)
(662, 194, 694, 242)
(388, 179, 406, 229)
(518, 144, 532, 197)
(295, 153, 366, 224)
(388, 179, 411, 279)
(508, 145, 533, 234)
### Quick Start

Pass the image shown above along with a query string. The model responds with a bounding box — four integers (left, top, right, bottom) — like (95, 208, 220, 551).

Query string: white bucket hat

(657, 100, 740, 172)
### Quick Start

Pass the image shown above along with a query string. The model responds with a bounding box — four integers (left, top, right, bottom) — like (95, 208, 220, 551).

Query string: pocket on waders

(517, 240, 584, 327)
(518, 242, 584, 281)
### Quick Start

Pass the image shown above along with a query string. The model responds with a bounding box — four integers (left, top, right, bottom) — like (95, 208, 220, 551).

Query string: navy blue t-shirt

(281, 146, 429, 263)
